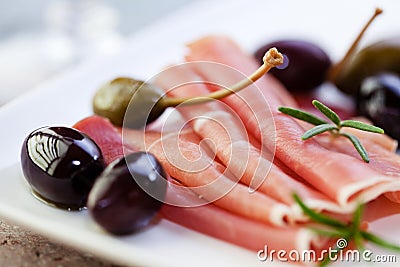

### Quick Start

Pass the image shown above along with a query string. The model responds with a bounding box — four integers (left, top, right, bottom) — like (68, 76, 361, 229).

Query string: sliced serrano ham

(185, 35, 400, 207)
(122, 127, 293, 226)
(73, 115, 322, 255)
(76, 116, 292, 226)
(73, 115, 135, 164)
(69, 35, 400, 261)
(154, 63, 350, 216)
(162, 178, 318, 254)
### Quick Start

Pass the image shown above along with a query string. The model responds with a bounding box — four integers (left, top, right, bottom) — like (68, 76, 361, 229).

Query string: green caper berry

(334, 39, 400, 96)
(93, 77, 166, 128)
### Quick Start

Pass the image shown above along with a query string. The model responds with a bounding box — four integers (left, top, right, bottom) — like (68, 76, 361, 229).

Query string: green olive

(93, 77, 166, 128)
(334, 37, 400, 96)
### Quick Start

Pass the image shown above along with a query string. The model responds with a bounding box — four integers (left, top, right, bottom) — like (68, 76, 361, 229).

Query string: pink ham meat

(73, 115, 135, 164)
(72, 115, 319, 255)
(162, 179, 317, 254)
(185, 35, 400, 207)
(122, 127, 292, 226)
(154, 63, 348, 215)
(314, 133, 400, 203)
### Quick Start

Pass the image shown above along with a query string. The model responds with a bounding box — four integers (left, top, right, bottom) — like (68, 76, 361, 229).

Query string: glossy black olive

(93, 77, 166, 129)
(358, 72, 400, 140)
(87, 152, 167, 235)
(254, 39, 332, 92)
(21, 126, 105, 210)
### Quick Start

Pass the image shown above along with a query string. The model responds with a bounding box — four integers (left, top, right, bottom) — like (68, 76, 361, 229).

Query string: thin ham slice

(122, 127, 293, 226)
(185, 35, 400, 207)
(154, 63, 350, 216)
(162, 178, 317, 254)
(73, 115, 135, 164)
(314, 132, 400, 203)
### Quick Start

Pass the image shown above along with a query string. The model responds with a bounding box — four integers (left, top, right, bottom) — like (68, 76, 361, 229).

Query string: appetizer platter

(1, 0, 400, 266)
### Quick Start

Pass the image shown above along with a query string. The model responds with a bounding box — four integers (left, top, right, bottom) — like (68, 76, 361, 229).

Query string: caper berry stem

(158, 47, 283, 108)
(328, 7, 383, 82)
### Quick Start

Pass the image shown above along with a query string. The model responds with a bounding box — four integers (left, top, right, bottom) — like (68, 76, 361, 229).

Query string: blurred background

(0, 0, 195, 106)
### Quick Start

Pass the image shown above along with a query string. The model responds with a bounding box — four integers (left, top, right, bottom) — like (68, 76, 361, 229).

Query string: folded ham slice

(123, 127, 293, 226)
(185, 35, 400, 207)
(73, 115, 135, 164)
(162, 178, 318, 254)
(154, 63, 350, 216)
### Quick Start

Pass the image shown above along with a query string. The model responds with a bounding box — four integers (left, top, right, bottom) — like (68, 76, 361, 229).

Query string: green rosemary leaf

(302, 124, 338, 140)
(361, 231, 400, 252)
(351, 204, 365, 251)
(279, 100, 383, 163)
(352, 203, 363, 230)
(295, 193, 400, 266)
(293, 194, 347, 229)
(340, 133, 370, 163)
(278, 106, 329, 126)
(312, 100, 341, 126)
(340, 120, 384, 134)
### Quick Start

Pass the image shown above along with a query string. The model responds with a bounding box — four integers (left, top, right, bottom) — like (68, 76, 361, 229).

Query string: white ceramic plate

(1, 0, 400, 266)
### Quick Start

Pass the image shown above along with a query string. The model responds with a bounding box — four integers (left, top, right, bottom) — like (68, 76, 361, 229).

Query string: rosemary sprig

(293, 194, 400, 266)
(278, 100, 384, 163)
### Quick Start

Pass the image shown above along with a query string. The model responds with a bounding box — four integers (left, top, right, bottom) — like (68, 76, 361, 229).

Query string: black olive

(358, 72, 400, 140)
(21, 126, 105, 210)
(87, 152, 167, 235)
(254, 39, 331, 92)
